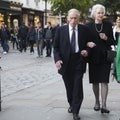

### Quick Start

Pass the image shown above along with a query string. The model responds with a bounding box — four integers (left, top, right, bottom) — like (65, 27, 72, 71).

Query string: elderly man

(53, 8, 90, 120)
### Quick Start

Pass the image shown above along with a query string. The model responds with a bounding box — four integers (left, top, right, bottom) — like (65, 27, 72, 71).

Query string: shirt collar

(69, 24, 78, 31)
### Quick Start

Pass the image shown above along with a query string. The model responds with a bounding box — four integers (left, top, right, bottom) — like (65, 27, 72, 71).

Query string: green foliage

(47, 0, 93, 18)
(94, 0, 120, 18)
(42, 0, 120, 21)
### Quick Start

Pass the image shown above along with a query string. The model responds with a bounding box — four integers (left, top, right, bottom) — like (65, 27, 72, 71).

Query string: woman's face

(94, 8, 104, 22)
(116, 21, 120, 27)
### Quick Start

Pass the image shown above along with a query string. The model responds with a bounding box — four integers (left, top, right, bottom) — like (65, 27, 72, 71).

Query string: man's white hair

(68, 8, 80, 17)
(91, 4, 105, 19)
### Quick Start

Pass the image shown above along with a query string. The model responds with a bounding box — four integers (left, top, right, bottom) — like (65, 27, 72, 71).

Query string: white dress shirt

(69, 25, 79, 53)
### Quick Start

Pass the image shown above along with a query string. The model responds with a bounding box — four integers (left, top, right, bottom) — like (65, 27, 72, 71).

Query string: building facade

(0, 0, 23, 28)
(0, 0, 60, 29)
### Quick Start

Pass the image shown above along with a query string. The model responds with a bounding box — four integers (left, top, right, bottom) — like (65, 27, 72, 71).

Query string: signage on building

(10, 1, 23, 11)
(29, 11, 35, 14)
(10, 6, 22, 11)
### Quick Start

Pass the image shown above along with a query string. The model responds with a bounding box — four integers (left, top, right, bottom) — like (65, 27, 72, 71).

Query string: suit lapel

(78, 24, 85, 51)
(64, 25, 70, 45)
(78, 25, 81, 47)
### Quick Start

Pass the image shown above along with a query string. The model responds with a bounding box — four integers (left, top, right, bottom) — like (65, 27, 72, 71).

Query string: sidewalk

(0, 45, 120, 120)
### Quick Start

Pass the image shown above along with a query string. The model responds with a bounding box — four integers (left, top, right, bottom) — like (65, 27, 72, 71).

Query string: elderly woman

(86, 4, 115, 113)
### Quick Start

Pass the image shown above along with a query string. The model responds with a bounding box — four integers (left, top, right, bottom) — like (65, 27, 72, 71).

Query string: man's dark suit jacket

(53, 24, 90, 75)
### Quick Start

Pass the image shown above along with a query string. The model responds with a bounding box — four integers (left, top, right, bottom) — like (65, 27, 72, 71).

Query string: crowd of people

(0, 21, 57, 57)
(0, 3, 120, 120)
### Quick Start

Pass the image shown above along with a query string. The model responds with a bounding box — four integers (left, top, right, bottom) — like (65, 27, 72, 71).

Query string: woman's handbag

(107, 45, 117, 63)
(107, 50, 116, 62)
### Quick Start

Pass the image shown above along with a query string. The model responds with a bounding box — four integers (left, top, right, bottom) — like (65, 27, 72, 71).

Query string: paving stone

(0, 43, 120, 120)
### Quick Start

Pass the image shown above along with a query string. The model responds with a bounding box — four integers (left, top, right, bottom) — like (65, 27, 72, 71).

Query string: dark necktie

(71, 28, 76, 53)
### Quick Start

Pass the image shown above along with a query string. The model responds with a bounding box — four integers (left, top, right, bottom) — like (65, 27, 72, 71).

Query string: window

(0, 13, 4, 28)
(34, 0, 40, 6)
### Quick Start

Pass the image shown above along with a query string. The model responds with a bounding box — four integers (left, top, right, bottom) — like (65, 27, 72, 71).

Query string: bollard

(0, 66, 1, 111)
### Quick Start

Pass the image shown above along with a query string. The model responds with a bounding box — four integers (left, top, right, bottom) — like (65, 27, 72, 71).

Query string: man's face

(47, 23, 51, 27)
(38, 23, 41, 27)
(1, 23, 5, 28)
(68, 12, 79, 27)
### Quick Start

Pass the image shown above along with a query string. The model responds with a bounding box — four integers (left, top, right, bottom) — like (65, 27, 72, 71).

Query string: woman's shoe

(94, 103, 100, 111)
(101, 108, 110, 113)
(94, 106, 100, 111)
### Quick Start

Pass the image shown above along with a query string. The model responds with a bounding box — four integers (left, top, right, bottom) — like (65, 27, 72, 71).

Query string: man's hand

(81, 50, 88, 57)
(55, 60, 63, 70)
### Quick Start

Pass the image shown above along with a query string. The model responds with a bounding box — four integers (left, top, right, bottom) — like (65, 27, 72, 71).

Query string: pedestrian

(27, 23, 36, 54)
(113, 17, 120, 44)
(86, 4, 115, 114)
(18, 22, 28, 52)
(52, 23, 60, 45)
(114, 17, 120, 82)
(35, 22, 44, 57)
(53, 8, 90, 120)
(116, 36, 120, 82)
(12, 26, 19, 50)
(0, 23, 10, 54)
(44, 21, 53, 57)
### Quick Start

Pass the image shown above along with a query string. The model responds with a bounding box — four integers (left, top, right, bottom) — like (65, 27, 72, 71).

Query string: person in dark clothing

(86, 4, 115, 114)
(0, 23, 10, 54)
(35, 22, 44, 57)
(11, 26, 19, 49)
(18, 22, 28, 52)
(113, 17, 120, 44)
(53, 9, 90, 120)
(27, 23, 36, 54)
(44, 22, 53, 57)
(52, 24, 60, 44)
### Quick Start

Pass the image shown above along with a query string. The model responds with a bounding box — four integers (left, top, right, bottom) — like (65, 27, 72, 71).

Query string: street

(0, 43, 120, 120)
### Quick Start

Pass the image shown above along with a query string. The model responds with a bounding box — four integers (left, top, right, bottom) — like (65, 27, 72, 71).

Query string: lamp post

(45, 0, 47, 24)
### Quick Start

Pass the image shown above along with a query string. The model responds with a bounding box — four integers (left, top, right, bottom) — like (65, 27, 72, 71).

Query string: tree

(42, 0, 120, 22)
(93, 0, 120, 20)
(47, 0, 93, 20)
(105, 0, 120, 19)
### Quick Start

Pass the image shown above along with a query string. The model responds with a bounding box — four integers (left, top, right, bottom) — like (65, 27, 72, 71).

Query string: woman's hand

(99, 33, 108, 40)
(87, 42, 96, 48)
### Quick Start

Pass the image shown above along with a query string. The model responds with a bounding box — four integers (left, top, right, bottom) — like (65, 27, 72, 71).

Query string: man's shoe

(68, 106, 72, 113)
(73, 113, 80, 120)
(19, 49, 22, 53)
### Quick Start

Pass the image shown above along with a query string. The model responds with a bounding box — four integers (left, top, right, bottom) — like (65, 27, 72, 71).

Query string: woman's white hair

(68, 8, 80, 17)
(91, 4, 105, 19)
